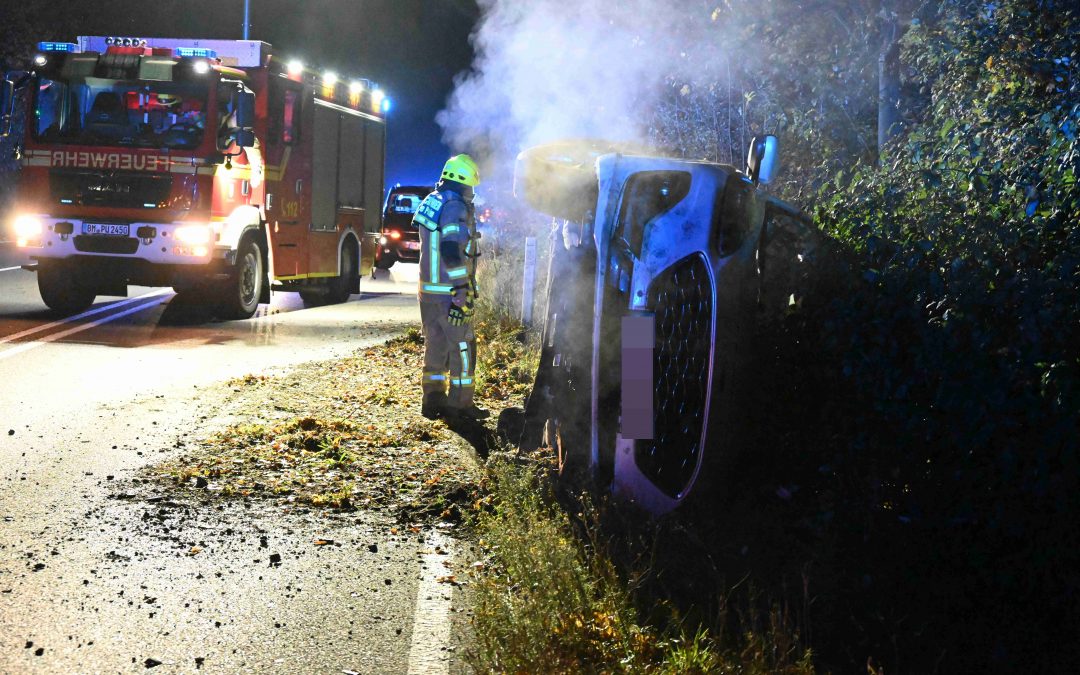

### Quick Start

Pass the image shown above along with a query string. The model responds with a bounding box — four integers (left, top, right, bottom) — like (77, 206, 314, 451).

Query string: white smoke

(437, 0, 733, 192)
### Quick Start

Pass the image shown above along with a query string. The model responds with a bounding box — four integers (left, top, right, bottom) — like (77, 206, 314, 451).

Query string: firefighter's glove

(448, 302, 473, 327)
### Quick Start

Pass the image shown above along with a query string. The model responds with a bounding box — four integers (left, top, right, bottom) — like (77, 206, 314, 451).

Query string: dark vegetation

(635, 1, 1080, 671)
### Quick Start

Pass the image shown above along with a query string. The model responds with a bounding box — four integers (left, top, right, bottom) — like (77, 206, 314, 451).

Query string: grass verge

(469, 458, 816, 673)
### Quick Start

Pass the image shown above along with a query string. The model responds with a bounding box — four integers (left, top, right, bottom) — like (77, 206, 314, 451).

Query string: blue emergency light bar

(175, 47, 218, 59)
(37, 42, 78, 53)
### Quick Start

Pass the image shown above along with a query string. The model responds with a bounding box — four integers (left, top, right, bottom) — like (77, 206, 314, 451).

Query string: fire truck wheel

(220, 238, 265, 320)
(37, 260, 96, 315)
(325, 242, 358, 305)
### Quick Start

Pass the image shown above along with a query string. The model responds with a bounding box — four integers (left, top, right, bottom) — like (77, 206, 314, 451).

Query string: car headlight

(175, 224, 213, 245)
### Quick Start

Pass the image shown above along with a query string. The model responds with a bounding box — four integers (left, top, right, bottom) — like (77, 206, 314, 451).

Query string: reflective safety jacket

(413, 186, 478, 299)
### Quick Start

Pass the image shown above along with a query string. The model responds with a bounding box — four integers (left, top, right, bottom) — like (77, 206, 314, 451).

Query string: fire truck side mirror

(234, 129, 255, 149)
(745, 134, 779, 185)
(234, 90, 255, 131)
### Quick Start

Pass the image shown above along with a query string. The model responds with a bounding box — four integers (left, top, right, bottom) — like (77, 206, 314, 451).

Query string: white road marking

(0, 290, 171, 361)
(0, 289, 172, 347)
(0, 266, 23, 273)
(407, 531, 457, 675)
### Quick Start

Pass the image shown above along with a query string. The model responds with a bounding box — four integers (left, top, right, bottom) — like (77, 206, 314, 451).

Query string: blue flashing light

(37, 42, 78, 53)
(175, 47, 218, 59)
(381, 98, 392, 113)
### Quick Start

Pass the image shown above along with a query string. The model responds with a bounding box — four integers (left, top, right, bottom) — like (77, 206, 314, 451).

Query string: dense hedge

(768, 2, 1079, 669)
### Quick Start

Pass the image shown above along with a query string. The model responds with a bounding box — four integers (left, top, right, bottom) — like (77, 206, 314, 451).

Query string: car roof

(388, 185, 433, 195)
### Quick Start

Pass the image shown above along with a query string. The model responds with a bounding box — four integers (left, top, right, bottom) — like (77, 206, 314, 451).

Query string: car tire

(37, 260, 96, 315)
(375, 254, 396, 270)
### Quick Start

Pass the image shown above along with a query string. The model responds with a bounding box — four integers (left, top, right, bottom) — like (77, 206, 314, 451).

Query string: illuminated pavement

(0, 243, 469, 674)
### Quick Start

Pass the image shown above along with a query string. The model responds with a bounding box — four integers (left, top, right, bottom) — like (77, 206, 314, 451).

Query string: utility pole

(243, 0, 251, 39)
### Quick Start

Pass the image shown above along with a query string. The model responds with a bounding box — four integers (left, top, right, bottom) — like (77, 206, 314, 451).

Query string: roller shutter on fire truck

(311, 100, 385, 238)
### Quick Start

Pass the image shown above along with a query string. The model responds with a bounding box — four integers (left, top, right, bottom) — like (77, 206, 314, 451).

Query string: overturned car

(516, 138, 825, 514)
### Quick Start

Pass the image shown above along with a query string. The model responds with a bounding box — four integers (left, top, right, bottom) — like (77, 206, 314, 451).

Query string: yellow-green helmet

(441, 154, 480, 187)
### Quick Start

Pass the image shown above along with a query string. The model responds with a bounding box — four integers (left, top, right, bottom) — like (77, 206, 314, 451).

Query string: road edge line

(406, 531, 457, 675)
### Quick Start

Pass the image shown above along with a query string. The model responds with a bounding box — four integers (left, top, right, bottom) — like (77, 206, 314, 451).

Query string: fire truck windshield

(32, 75, 209, 150)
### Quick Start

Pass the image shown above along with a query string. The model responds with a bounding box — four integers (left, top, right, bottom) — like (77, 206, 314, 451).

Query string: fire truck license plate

(403, 241, 420, 250)
(82, 223, 130, 237)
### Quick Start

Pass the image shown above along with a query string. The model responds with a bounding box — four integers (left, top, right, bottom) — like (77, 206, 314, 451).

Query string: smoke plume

(437, 0, 730, 193)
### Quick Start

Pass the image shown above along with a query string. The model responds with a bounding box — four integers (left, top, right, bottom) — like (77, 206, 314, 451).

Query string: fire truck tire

(325, 242, 358, 305)
(37, 260, 96, 315)
(219, 237, 265, 320)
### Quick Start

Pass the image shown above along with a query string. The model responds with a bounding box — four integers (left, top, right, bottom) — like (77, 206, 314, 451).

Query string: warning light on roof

(106, 37, 148, 48)
(175, 47, 218, 59)
(371, 89, 386, 112)
(382, 98, 392, 113)
(287, 60, 304, 77)
(323, 72, 338, 87)
(37, 42, 78, 53)
(349, 80, 365, 95)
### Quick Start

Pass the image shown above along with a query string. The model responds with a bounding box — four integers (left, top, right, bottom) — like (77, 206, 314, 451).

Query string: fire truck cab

(0, 37, 386, 318)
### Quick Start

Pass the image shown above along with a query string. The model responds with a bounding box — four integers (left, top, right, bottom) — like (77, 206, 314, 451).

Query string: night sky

(41, 0, 480, 188)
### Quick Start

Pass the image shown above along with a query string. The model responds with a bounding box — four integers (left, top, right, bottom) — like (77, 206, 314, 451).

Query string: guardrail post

(521, 236, 537, 325)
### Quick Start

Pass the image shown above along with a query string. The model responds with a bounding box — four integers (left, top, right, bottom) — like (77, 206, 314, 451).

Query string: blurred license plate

(83, 223, 129, 237)
(403, 241, 420, 250)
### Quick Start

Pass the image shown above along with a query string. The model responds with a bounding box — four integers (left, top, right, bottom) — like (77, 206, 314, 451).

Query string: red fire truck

(0, 36, 386, 318)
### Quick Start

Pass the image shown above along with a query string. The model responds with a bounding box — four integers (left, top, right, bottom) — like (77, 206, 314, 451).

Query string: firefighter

(413, 154, 489, 422)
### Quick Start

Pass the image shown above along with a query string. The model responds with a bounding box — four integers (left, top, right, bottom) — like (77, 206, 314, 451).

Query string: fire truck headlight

(33, 54, 48, 67)
(387, 230, 402, 240)
(13, 215, 43, 246)
(175, 224, 212, 246)
(192, 60, 210, 75)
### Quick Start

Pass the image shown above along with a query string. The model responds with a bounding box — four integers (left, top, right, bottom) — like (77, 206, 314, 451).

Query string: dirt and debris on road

(152, 327, 490, 523)
(150, 317, 537, 523)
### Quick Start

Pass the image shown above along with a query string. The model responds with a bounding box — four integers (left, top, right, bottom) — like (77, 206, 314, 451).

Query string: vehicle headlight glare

(13, 215, 43, 239)
(175, 224, 212, 245)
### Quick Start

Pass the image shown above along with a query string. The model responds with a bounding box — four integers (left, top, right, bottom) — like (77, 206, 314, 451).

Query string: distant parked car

(375, 185, 432, 270)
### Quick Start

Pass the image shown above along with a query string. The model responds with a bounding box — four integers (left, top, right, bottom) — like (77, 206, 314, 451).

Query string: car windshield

(32, 75, 209, 149)
(384, 189, 430, 227)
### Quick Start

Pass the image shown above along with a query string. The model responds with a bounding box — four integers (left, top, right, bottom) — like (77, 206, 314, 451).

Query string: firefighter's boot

(421, 392, 447, 420)
(447, 404, 490, 422)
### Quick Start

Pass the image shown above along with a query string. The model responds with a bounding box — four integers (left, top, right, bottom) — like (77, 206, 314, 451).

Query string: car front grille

(635, 253, 714, 498)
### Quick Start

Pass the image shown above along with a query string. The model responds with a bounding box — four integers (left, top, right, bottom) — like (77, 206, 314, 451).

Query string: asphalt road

(0, 242, 470, 674)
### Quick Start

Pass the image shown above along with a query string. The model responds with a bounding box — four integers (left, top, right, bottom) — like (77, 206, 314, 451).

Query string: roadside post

(521, 236, 537, 324)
